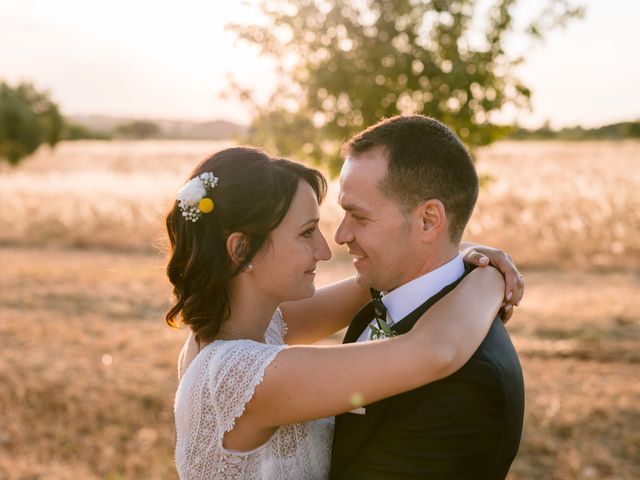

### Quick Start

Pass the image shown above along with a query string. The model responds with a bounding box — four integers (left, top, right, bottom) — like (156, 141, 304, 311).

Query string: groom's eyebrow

(341, 203, 368, 214)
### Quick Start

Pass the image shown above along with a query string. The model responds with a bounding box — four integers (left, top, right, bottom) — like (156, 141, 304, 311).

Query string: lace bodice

(174, 309, 334, 479)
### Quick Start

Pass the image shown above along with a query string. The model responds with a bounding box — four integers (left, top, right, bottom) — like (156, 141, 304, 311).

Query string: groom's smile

(347, 247, 367, 260)
(349, 248, 367, 268)
(349, 249, 368, 269)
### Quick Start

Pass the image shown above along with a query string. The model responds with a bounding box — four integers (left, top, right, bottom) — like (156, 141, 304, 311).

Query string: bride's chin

(290, 284, 316, 301)
(275, 283, 315, 303)
(303, 284, 316, 298)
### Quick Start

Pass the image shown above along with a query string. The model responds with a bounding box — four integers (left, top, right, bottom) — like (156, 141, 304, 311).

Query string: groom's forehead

(340, 158, 384, 191)
(338, 182, 386, 215)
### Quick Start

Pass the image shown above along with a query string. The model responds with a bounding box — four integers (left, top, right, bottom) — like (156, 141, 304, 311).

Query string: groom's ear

(416, 199, 447, 241)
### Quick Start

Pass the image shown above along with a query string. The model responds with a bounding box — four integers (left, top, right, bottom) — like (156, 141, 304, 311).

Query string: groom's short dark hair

(343, 115, 478, 243)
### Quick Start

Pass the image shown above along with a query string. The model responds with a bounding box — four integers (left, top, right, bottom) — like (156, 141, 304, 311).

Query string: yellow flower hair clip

(198, 197, 215, 213)
(176, 172, 219, 222)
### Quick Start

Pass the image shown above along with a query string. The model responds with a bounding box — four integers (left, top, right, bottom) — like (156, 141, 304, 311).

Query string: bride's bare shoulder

(177, 330, 200, 381)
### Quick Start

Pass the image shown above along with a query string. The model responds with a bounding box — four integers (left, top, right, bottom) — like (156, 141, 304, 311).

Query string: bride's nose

(314, 229, 332, 261)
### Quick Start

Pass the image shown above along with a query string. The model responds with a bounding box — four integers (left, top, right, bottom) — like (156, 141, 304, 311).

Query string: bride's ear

(226, 232, 250, 267)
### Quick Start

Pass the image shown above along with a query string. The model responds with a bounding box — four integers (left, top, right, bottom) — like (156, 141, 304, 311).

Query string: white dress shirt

(356, 254, 465, 342)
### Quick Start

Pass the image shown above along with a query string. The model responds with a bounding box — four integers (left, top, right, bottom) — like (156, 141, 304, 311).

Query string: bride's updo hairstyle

(165, 147, 326, 344)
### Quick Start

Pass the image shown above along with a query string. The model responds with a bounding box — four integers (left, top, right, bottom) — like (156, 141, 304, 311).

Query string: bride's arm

(280, 276, 370, 344)
(460, 241, 525, 322)
(240, 266, 504, 434)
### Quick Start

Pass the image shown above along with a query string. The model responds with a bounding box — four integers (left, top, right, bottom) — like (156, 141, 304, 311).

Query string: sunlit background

(1, 1, 639, 479)
(1, 0, 639, 127)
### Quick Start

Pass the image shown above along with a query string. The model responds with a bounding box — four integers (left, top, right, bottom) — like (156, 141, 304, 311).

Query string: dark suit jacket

(330, 265, 525, 480)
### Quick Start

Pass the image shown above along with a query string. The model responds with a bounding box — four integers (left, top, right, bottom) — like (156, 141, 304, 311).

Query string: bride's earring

(246, 264, 253, 271)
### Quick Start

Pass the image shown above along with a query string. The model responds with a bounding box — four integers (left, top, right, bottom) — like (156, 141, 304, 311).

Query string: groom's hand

(461, 243, 524, 323)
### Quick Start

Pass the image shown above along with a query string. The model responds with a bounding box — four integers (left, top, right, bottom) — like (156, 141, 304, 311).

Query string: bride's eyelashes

(301, 226, 317, 238)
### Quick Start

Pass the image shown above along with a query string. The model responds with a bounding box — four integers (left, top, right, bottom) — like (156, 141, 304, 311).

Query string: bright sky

(1, 0, 638, 128)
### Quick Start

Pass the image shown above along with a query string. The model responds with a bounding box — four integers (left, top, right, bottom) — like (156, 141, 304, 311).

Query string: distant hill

(67, 115, 640, 142)
(69, 115, 248, 140)
(509, 121, 640, 141)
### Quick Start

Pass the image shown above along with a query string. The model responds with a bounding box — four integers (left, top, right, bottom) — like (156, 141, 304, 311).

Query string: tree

(0, 82, 64, 166)
(227, 0, 583, 173)
(63, 122, 112, 140)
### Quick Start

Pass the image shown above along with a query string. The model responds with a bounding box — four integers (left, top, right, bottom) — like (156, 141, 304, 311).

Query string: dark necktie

(371, 298, 387, 324)
(343, 290, 390, 344)
(369, 288, 387, 322)
(368, 290, 393, 340)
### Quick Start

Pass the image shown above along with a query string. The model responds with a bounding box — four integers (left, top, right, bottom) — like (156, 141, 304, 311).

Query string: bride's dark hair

(165, 147, 326, 344)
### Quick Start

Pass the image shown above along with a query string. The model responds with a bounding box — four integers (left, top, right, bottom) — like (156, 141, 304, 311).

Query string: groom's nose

(334, 216, 353, 245)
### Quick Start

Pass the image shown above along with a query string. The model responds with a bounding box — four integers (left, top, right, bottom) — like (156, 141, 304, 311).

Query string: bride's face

(251, 180, 332, 302)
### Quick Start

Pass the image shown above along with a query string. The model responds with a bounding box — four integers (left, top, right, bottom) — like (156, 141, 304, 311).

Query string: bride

(166, 147, 521, 479)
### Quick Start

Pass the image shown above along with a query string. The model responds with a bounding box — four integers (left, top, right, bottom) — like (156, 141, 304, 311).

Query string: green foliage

(115, 120, 161, 139)
(63, 122, 112, 141)
(227, 0, 583, 174)
(0, 81, 64, 165)
(594, 122, 640, 139)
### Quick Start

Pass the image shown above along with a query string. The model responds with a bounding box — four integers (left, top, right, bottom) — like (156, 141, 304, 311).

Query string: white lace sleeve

(175, 340, 286, 478)
(264, 307, 289, 345)
(208, 340, 286, 435)
(175, 337, 333, 479)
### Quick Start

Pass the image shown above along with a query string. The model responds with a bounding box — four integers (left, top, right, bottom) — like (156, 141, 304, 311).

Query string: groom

(330, 115, 525, 479)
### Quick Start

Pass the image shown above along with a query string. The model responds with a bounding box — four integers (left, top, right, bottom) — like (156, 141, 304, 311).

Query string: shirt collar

(381, 254, 465, 323)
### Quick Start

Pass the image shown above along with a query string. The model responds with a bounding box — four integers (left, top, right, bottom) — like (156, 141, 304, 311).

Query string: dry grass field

(1, 140, 639, 479)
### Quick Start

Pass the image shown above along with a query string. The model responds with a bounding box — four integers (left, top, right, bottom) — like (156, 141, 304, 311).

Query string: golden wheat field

(1, 140, 639, 479)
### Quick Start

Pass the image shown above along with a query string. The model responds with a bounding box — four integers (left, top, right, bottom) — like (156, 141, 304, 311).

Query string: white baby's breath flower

(176, 177, 206, 205)
(175, 172, 220, 223)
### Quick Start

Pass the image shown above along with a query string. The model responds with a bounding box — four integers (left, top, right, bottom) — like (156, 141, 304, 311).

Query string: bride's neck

(219, 276, 279, 342)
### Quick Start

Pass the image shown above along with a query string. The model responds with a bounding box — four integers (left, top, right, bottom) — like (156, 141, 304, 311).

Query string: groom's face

(335, 147, 422, 292)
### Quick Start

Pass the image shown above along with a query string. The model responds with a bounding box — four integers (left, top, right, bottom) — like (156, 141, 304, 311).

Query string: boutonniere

(369, 317, 398, 340)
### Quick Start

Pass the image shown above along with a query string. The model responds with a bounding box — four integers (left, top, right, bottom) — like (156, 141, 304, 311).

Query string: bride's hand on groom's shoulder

(460, 242, 524, 323)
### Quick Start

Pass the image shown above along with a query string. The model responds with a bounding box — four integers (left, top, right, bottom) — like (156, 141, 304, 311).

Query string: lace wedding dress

(174, 309, 334, 479)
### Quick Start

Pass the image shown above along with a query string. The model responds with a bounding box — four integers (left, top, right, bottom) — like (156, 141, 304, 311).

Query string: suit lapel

(342, 301, 376, 344)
